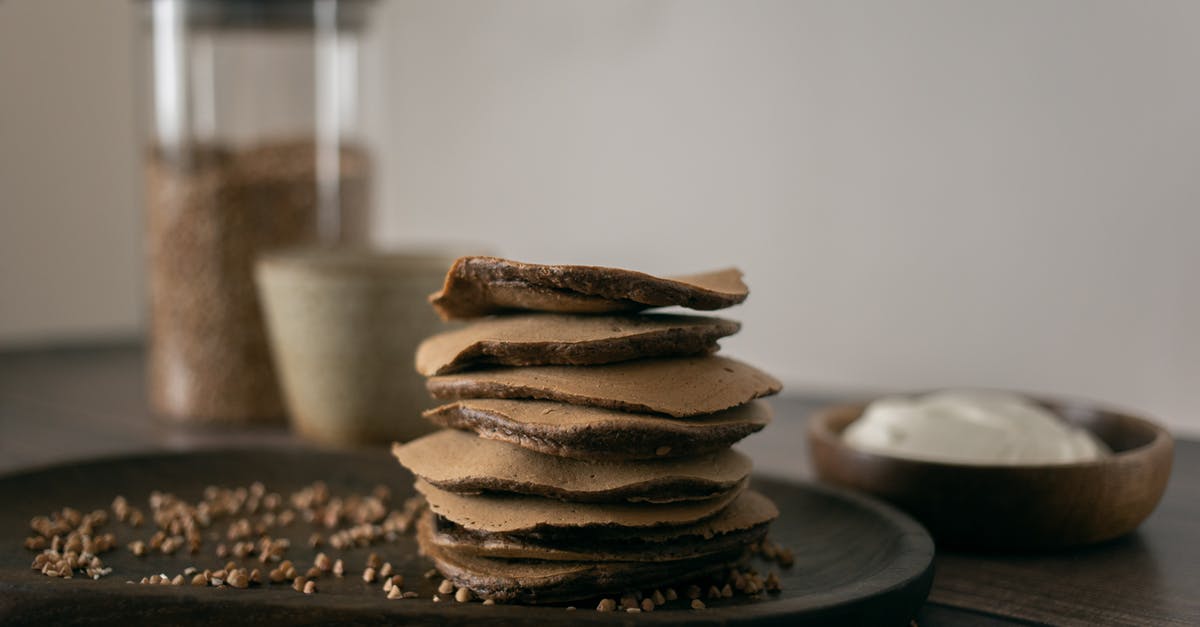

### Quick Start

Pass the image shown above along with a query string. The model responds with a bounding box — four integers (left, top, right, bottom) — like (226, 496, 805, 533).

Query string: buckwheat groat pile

(393, 256, 781, 604)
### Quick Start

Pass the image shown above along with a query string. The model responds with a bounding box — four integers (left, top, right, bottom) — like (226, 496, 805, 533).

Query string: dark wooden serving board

(0, 448, 933, 626)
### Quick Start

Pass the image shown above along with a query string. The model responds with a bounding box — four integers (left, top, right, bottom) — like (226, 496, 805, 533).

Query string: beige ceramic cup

(255, 248, 457, 446)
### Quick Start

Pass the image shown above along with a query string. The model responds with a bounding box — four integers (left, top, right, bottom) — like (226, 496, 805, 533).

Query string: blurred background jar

(139, 0, 378, 423)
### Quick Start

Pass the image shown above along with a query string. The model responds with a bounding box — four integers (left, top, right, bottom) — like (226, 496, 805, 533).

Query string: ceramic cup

(255, 248, 459, 446)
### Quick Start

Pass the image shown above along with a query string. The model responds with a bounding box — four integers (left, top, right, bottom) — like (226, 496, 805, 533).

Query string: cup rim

(257, 246, 469, 277)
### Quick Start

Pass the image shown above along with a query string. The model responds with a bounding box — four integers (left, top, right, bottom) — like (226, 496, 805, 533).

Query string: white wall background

(2, 1, 1197, 434)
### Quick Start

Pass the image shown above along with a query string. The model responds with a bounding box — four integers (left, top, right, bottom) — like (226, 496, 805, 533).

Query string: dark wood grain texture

(2, 343, 1199, 625)
(0, 449, 932, 626)
(808, 401, 1174, 549)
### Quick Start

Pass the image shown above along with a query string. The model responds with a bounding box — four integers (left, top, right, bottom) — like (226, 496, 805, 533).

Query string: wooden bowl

(807, 397, 1174, 549)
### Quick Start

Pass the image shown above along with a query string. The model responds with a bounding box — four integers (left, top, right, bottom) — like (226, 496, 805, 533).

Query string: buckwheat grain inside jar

(139, 0, 379, 422)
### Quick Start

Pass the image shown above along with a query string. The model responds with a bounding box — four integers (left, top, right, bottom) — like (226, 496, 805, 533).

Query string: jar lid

(138, 0, 376, 32)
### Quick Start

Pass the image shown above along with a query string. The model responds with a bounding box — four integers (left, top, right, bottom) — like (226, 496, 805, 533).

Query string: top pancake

(428, 256, 748, 319)
(426, 355, 782, 418)
(415, 313, 740, 375)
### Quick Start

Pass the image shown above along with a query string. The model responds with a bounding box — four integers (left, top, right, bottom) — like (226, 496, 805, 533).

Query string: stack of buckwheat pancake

(392, 257, 782, 603)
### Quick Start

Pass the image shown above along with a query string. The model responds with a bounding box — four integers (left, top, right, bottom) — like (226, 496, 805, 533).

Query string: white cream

(842, 390, 1109, 465)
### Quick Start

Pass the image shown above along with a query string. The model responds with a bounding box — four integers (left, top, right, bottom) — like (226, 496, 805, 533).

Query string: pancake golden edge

(415, 313, 740, 375)
(426, 355, 782, 418)
(429, 256, 748, 319)
(426, 489, 778, 562)
(423, 399, 772, 461)
(393, 429, 751, 503)
(415, 477, 745, 534)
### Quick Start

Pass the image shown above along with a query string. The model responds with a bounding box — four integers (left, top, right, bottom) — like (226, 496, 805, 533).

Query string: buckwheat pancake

(417, 515, 748, 603)
(424, 399, 772, 460)
(415, 478, 744, 534)
(429, 256, 748, 319)
(426, 490, 778, 562)
(426, 356, 781, 418)
(393, 430, 751, 503)
(415, 313, 740, 375)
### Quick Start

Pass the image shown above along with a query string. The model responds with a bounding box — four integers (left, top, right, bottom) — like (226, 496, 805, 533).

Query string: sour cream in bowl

(807, 390, 1171, 549)
(841, 390, 1108, 465)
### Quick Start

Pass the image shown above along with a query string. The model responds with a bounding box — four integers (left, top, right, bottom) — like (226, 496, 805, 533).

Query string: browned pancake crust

(426, 356, 781, 418)
(417, 514, 749, 603)
(424, 490, 777, 562)
(392, 432, 751, 503)
(423, 399, 771, 461)
(416, 314, 740, 375)
(429, 256, 748, 319)
(416, 478, 745, 534)
(429, 512, 767, 562)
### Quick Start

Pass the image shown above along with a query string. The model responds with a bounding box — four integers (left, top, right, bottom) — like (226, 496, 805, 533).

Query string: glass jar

(139, 0, 378, 423)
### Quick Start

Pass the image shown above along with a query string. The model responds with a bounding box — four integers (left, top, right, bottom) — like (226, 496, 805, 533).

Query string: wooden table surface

(1, 343, 1197, 626)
